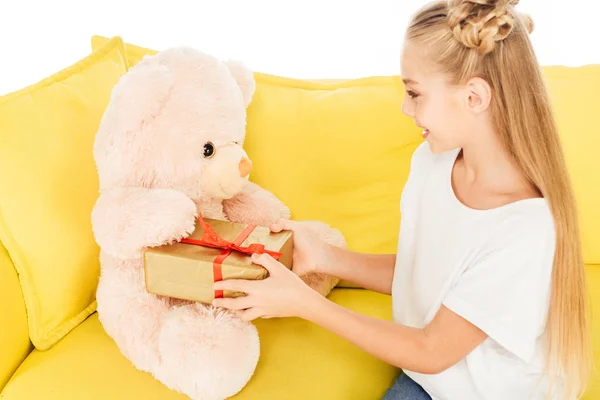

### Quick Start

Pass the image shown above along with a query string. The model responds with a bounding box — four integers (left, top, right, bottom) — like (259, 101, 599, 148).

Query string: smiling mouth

(422, 129, 430, 138)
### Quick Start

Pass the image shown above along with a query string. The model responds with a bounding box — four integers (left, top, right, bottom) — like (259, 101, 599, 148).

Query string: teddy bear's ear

(224, 60, 256, 108)
(107, 62, 174, 134)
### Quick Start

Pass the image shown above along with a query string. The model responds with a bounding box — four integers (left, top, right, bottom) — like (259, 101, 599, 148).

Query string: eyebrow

(402, 78, 419, 85)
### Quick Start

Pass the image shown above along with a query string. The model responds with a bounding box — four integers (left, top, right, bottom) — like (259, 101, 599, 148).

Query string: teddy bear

(90, 46, 346, 400)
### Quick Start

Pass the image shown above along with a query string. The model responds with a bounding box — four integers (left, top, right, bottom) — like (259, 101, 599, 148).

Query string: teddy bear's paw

(300, 272, 341, 298)
(154, 302, 260, 400)
(221, 181, 291, 227)
(296, 220, 347, 249)
(91, 186, 198, 259)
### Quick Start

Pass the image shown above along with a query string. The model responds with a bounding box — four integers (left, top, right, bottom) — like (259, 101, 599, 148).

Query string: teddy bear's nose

(239, 157, 252, 177)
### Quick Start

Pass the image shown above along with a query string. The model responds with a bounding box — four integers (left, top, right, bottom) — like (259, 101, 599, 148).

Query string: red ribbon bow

(179, 214, 282, 298)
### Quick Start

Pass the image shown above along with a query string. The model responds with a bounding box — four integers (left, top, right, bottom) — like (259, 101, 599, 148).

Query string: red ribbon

(180, 214, 282, 298)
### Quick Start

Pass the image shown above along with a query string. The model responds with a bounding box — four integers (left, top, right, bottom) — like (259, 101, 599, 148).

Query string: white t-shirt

(391, 142, 558, 400)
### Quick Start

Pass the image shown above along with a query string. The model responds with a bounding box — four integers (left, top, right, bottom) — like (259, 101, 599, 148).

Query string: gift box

(143, 215, 293, 304)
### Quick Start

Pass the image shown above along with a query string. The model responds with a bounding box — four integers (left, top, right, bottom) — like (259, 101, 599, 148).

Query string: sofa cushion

(0, 36, 129, 350)
(90, 35, 424, 288)
(0, 288, 398, 400)
(93, 35, 155, 66)
(0, 241, 31, 389)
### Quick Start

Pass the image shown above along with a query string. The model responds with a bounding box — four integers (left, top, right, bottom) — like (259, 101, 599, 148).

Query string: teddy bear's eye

(203, 142, 215, 159)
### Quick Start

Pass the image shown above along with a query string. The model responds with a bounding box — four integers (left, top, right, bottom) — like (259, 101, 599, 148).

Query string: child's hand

(212, 252, 320, 321)
(269, 219, 333, 277)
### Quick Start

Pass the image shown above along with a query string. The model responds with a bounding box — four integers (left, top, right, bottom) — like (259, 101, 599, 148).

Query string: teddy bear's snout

(238, 157, 252, 177)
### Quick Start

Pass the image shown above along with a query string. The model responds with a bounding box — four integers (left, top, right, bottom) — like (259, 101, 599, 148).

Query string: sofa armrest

(0, 240, 32, 390)
(584, 264, 600, 399)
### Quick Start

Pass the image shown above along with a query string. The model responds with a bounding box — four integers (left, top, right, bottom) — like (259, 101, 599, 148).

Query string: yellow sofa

(0, 36, 598, 399)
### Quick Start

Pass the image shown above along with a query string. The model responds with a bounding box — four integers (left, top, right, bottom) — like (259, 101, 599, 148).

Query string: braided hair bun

(447, 0, 534, 55)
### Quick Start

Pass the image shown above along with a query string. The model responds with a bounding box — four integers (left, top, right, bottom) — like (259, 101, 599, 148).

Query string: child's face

(400, 41, 470, 154)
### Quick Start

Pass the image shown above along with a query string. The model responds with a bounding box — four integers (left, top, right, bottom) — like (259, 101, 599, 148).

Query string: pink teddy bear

(90, 47, 346, 400)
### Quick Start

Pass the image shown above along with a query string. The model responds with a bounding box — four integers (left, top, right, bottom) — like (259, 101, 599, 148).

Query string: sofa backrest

(92, 36, 600, 265)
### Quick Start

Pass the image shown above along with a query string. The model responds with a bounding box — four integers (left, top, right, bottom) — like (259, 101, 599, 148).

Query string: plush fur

(90, 47, 345, 400)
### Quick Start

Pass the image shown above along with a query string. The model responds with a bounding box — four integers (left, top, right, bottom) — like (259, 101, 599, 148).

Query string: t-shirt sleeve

(441, 209, 556, 363)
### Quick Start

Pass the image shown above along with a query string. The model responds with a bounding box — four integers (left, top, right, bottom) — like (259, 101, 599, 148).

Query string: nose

(238, 157, 252, 177)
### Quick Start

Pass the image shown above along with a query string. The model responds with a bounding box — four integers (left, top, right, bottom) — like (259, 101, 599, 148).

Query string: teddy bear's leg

(95, 253, 171, 374)
(153, 302, 260, 400)
(300, 270, 341, 298)
(293, 220, 347, 297)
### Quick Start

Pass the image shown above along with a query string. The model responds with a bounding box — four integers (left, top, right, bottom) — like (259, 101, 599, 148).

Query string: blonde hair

(405, 0, 592, 398)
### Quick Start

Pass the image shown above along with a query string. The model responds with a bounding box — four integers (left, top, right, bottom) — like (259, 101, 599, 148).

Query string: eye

(406, 90, 419, 99)
(203, 142, 215, 158)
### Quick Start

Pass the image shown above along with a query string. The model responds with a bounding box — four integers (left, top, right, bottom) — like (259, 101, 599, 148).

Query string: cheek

(417, 100, 439, 129)
(438, 99, 463, 131)
(446, 94, 467, 124)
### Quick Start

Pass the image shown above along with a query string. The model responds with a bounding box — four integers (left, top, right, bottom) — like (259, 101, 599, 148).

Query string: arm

(322, 245, 396, 295)
(91, 186, 197, 259)
(213, 253, 487, 374)
(302, 294, 488, 374)
(222, 181, 291, 226)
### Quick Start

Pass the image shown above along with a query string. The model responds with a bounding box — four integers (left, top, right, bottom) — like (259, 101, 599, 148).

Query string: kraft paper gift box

(144, 215, 293, 304)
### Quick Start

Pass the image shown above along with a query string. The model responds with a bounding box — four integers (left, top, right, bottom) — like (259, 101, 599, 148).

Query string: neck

(459, 125, 525, 193)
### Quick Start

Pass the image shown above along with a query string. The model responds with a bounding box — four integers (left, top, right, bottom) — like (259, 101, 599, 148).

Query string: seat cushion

(0, 36, 129, 350)
(0, 288, 398, 400)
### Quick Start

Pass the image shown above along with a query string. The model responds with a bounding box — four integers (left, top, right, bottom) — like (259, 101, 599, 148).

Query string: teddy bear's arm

(91, 187, 197, 259)
(222, 181, 291, 226)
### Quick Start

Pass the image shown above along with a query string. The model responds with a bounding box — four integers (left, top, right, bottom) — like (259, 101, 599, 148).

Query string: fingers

(212, 295, 253, 310)
(236, 308, 267, 322)
(213, 278, 256, 294)
(251, 253, 286, 274)
(270, 218, 296, 233)
(213, 296, 267, 321)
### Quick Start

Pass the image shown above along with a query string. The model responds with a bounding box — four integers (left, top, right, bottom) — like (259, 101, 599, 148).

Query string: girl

(212, 0, 592, 399)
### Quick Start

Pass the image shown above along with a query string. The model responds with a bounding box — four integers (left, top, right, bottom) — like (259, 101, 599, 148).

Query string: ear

(224, 60, 256, 108)
(108, 62, 174, 133)
(465, 77, 492, 113)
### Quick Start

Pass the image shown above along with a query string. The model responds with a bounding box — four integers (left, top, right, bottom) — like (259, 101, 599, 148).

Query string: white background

(0, 0, 599, 96)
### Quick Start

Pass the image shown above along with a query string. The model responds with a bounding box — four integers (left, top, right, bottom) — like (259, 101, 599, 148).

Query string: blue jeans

(381, 372, 432, 400)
